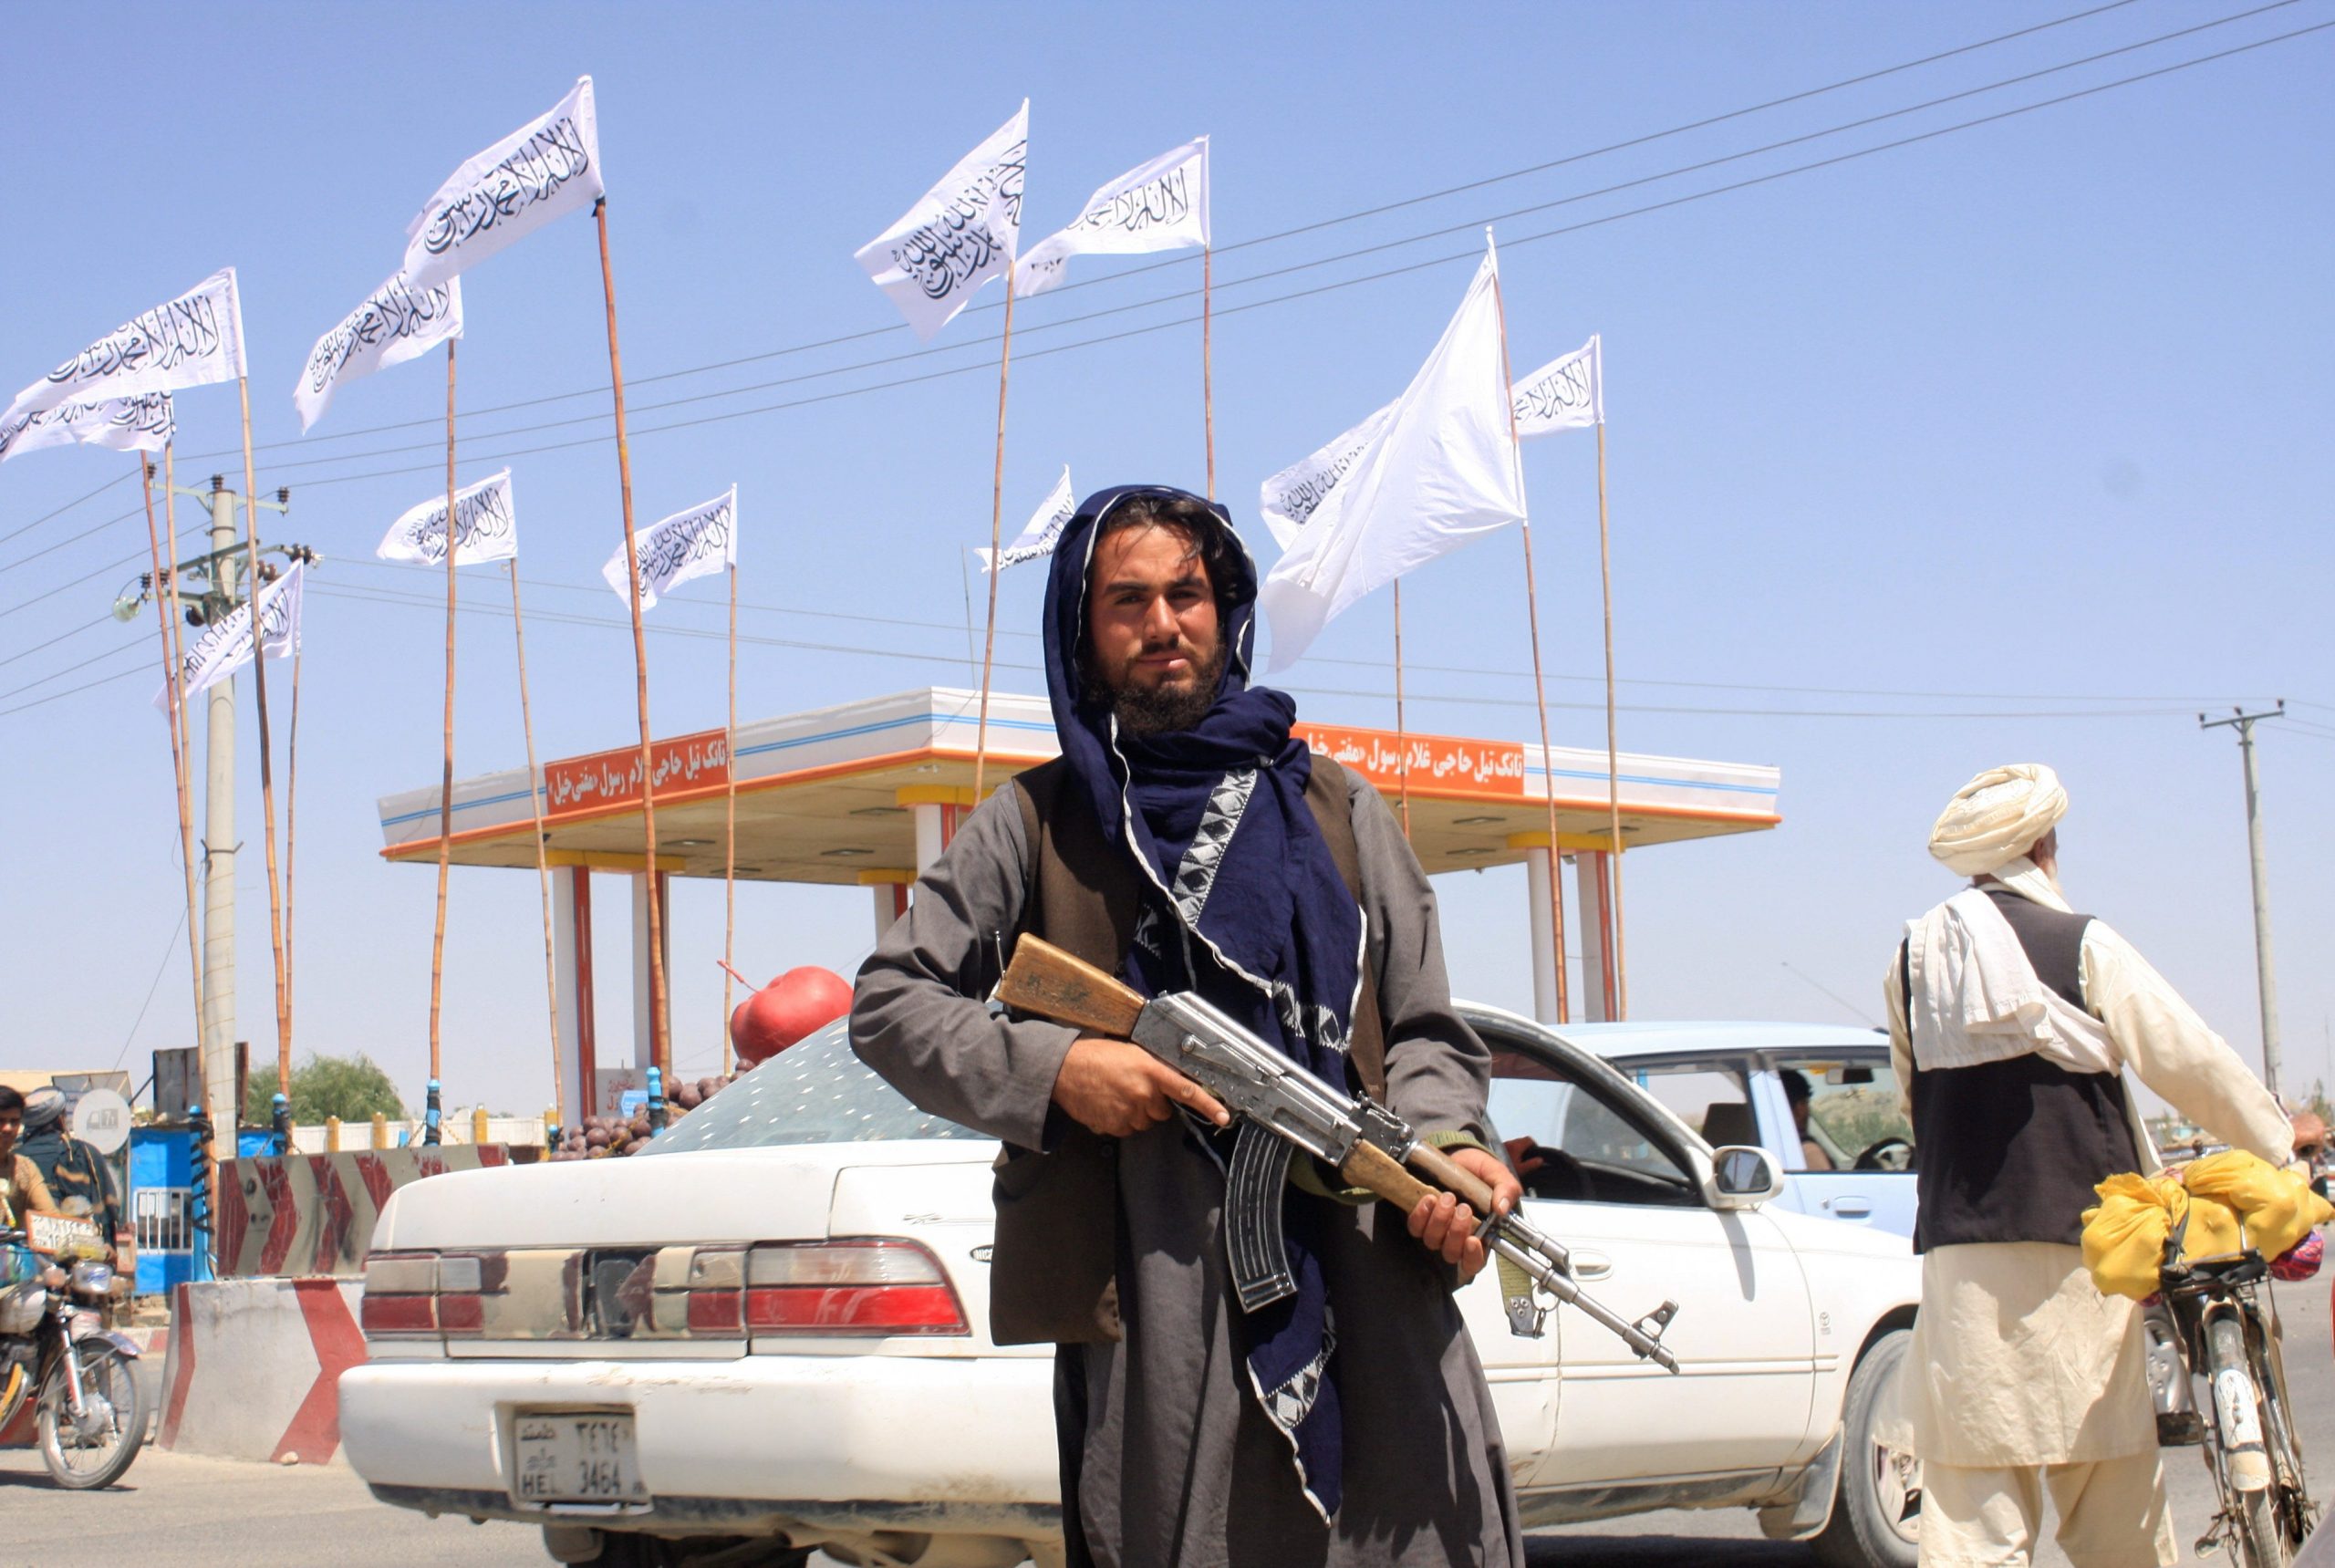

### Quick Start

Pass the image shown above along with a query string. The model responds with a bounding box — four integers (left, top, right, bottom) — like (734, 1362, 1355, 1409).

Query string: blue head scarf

(1042, 483, 1360, 1516)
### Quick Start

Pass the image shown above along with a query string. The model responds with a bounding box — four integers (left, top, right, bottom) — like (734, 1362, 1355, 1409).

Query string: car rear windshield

(637, 1023, 988, 1153)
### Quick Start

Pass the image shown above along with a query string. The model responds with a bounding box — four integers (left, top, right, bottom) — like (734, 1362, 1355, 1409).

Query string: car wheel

(1811, 1327, 1919, 1568)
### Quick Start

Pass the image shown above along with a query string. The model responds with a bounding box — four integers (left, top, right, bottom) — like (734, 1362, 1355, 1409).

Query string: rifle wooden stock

(998, 935, 1147, 1039)
(1003, 936, 1506, 1219)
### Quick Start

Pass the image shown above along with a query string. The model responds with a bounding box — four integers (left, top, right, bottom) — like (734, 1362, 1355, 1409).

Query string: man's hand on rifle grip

(1051, 1037, 1233, 1140)
(1406, 1147, 1522, 1283)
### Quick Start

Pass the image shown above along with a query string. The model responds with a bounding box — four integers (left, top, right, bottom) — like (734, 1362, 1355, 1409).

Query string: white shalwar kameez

(1883, 857, 2289, 1568)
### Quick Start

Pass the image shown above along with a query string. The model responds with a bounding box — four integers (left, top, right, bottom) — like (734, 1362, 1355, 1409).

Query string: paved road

(6, 1273, 2326, 1566)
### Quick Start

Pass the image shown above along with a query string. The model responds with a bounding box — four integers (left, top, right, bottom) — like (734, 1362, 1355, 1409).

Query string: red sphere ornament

(729, 965, 855, 1064)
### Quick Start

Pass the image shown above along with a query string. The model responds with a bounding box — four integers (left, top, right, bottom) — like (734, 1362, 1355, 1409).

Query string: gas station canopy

(377, 686, 1781, 886)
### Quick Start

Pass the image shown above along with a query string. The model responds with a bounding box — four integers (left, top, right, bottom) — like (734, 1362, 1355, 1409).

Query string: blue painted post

(423, 1079, 442, 1147)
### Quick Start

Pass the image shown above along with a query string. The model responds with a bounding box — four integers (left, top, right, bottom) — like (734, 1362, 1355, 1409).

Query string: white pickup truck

(341, 1009, 1922, 1568)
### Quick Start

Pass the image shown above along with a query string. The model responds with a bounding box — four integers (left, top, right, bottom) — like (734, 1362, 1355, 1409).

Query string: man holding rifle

(853, 486, 1525, 1567)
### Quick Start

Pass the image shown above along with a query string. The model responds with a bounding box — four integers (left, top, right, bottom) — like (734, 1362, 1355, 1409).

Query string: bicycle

(2152, 1215, 2317, 1568)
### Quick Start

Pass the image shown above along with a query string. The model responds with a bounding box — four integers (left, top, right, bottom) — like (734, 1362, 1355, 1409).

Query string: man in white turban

(1883, 764, 2289, 1567)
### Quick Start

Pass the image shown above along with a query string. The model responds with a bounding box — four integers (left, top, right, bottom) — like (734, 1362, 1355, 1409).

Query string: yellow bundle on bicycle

(2081, 1151, 2332, 1301)
(2081, 1174, 2205, 1300)
(2181, 1150, 2333, 1262)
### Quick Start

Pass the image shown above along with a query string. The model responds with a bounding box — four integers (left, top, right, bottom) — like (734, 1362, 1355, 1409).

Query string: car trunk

(360, 1142, 1022, 1360)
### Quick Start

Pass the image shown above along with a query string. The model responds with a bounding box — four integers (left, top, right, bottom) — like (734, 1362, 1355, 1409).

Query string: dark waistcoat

(1903, 886, 2139, 1253)
(986, 753, 1385, 1346)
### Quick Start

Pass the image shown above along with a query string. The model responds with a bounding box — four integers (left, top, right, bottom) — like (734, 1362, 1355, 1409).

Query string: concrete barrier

(158, 1279, 366, 1465)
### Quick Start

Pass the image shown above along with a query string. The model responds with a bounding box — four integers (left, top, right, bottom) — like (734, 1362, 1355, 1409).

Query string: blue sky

(2, 2, 2329, 1117)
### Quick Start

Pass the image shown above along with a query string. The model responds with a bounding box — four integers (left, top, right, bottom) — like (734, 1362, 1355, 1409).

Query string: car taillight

(359, 1251, 495, 1340)
(745, 1240, 967, 1336)
(360, 1251, 443, 1338)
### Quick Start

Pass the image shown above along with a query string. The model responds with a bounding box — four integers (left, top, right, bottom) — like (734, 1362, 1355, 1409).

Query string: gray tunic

(852, 774, 1523, 1568)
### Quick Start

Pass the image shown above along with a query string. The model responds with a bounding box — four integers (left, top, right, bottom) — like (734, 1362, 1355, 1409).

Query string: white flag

(603, 485, 737, 612)
(1257, 400, 1395, 549)
(155, 560, 304, 712)
(976, 466, 1075, 573)
(1012, 137, 1208, 299)
(0, 393, 174, 465)
(1259, 244, 1526, 671)
(378, 469, 516, 566)
(856, 102, 1027, 340)
(3, 269, 245, 431)
(400, 77, 604, 290)
(1510, 334, 1603, 437)
(295, 271, 463, 431)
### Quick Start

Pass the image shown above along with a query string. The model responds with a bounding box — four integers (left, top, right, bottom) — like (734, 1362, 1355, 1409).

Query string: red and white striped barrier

(157, 1278, 366, 1465)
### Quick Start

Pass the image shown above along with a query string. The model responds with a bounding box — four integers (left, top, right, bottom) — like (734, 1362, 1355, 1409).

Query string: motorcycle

(0, 1216, 144, 1490)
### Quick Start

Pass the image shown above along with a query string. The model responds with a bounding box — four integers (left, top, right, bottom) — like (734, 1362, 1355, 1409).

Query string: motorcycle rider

(16, 1088, 122, 1244)
(0, 1088, 62, 1228)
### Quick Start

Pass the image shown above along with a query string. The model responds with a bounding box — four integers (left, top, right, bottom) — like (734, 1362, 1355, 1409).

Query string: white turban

(1927, 763, 2067, 877)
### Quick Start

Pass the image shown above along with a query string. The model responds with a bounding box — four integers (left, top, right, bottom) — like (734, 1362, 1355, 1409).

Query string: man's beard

(1110, 639, 1228, 736)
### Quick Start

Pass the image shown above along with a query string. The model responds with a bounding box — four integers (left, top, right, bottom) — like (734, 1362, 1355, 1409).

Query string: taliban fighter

(1884, 764, 2290, 1568)
(853, 486, 1524, 1567)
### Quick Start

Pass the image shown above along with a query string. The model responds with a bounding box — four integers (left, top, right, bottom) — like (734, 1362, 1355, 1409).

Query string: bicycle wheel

(2206, 1315, 2288, 1568)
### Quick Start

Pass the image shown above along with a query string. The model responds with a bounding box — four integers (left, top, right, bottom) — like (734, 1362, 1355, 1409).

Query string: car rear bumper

(339, 1352, 1060, 1539)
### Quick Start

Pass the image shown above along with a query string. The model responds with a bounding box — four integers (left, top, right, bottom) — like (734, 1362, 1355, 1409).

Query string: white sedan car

(341, 1007, 1921, 1568)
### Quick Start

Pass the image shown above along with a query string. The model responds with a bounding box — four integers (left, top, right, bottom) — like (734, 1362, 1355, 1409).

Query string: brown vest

(985, 753, 1385, 1346)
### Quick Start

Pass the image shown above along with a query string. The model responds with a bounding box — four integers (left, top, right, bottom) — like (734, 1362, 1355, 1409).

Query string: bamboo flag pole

(1489, 252, 1569, 1023)
(1392, 579, 1412, 836)
(426, 339, 459, 1099)
(234, 374, 295, 1084)
(141, 455, 205, 1044)
(970, 262, 1018, 805)
(595, 196, 671, 1080)
(1594, 421, 1628, 1018)
(285, 621, 303, 1048)
(506, 563, 565, 1127)
(1203, 244, 1216, 498)
(721, 557, 739, 1075)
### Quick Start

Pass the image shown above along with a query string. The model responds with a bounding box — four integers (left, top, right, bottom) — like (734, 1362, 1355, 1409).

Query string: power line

(0, 471, 129, 548)
(337, 555, 2300, 711)
(309, 577, 2223, 723)
(0, 545, 149, 622)
(0, 638, 148, 703)
(0, 661, 147, 719)
(198, 0, 2156, 459)
(0, 504, 144, 576)
(0, 611, 112, 670)
(224, 1, 2310, 484)
(119, 16, 2330, 514)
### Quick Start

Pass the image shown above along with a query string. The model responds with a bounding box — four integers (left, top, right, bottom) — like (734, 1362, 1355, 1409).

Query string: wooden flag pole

(721, 558, 739, 1075)
(234, 374, 295, 1085)
(595, 196, 671, 1080)
(1489, 263, 1569, 1023)
(506, 562, 565, 1127)
(1392, 578, 1411, 837)
(141, 454, 206, 1045)
(970, 263, 1018, 805)
(426, 339, 459, 1099)
(285, 620, 303, 1050)
(1203, 245, 1216, 499)
(1594, 421, 1628, 1018)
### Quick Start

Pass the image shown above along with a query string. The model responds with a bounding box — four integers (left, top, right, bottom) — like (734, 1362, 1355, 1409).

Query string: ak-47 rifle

(998, 935, 1681, 1372)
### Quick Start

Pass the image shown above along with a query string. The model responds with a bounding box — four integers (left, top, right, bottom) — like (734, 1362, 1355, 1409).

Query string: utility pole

(150, 475, 295, 1131)
(2200, 701, 2286, 1100)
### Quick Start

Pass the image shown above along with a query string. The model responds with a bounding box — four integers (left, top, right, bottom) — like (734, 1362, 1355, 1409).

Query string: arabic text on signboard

(544, 731, 731, 817)
(1300, 724, 1525, 795)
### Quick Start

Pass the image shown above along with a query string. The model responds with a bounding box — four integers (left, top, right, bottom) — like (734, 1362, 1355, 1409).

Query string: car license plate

(513, 1410, 649, 1506)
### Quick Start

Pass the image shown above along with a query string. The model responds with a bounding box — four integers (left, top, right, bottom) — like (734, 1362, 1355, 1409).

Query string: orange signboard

(545, 730, 731, 817)
(1299, 723, 1526, 796)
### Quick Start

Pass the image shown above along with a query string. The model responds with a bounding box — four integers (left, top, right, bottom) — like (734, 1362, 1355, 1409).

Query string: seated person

(0, 1087, 62, 1228)
(1780, 1070, 1833, 1171)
